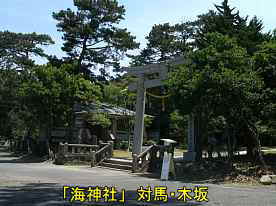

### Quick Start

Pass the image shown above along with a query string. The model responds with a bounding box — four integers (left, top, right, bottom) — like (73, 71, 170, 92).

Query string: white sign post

(160, 139, 176, 181)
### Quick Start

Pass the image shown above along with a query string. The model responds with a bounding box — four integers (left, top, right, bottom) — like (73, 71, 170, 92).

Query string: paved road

(0, 148, 276, 206)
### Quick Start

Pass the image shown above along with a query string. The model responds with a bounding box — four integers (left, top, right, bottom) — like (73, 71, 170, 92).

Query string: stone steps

(99, 158, 132, 171)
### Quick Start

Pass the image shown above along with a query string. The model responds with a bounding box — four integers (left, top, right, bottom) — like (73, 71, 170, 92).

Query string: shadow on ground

(135, 171, 225, 185)
(0, 147, 48, 164)
(135, 153, 276, 186)
(0, 153, 20, 158)
(0, 183, 206, 206)
(137, 150, 276, 185)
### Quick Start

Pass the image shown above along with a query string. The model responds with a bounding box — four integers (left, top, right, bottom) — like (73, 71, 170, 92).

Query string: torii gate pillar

(124, 57, 185, 156)
(132, 75, 146, 155)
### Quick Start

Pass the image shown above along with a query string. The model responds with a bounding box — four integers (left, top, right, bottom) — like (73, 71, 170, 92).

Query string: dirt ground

(175, 153, 276, 185)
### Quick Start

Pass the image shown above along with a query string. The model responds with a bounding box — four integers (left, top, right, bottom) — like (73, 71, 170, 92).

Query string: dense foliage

(0, 0, 275, 162)
(131, 0, 276, 162)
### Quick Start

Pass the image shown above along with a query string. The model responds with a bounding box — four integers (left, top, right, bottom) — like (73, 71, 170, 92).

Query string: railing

(132, 145, 165, 173)
(55, 143, 99, 164)
(55, 141, 165, 174)
(91, 141, 114, 167)
(0, 140, 6, 147)
(0, 140, 8, 150)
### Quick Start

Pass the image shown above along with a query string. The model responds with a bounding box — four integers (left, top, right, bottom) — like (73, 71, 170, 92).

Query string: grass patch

(262, 146, 276, 155)
(264, 150, 276, 155)
(112, 148, 188, 159)
(113, 150, 132, 159)
(174, 149, 187, 157)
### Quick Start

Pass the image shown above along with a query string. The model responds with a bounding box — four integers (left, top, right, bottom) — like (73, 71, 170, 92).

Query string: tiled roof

(74, 103, 136, 117)
(75, 103, 153, 117)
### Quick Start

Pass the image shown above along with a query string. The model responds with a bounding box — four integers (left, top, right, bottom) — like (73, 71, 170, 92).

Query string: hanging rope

(146, 91, 171, 111)
(146, 92, 171, 99)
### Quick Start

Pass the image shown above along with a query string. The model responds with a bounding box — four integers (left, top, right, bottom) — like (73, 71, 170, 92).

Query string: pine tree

(53, 0, 139, 76)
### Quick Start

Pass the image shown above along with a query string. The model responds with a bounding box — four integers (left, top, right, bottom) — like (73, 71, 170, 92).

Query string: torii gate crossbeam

(124, 56, 197, 161)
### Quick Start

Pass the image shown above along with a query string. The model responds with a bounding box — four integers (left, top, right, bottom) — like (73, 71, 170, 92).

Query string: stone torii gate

(124, 57, 197, 160)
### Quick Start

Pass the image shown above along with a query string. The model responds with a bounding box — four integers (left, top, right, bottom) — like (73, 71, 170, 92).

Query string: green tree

(168, 33, 265, 162)
(129, 22, 196, 140)
(53, 0, 139, 75)
(0, 31, 53, 141)
(18, 63, 101, 155)
(20, 64, 102, 125)
(0, 31, 54, 69)
(254, 41, 276, 89)
(102, 77, 136, 109)
(0, 69, 21, 138)
(194, 0, 270, 54)
(254, 41, 276, 145)
(130, 22, 195, 66)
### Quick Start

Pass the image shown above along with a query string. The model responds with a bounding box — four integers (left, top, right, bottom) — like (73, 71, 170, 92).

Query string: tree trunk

(77, 36, 88, 73)
(246, 121, 266, 167)
(225, 124, 234, 166)
(38, 116, 51, 157)
(194, 112, 202, 161)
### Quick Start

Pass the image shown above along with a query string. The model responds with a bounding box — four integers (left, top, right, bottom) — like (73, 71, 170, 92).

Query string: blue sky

(1, 0, 276, 65)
